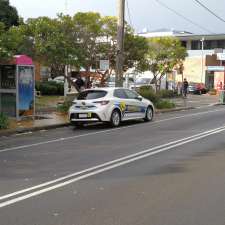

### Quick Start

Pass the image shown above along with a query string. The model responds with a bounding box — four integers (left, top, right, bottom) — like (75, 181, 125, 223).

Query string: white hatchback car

(69, 87, 154, 127)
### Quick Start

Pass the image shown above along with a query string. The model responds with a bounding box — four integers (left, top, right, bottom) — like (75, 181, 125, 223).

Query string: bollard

(219, 90, 225, 104)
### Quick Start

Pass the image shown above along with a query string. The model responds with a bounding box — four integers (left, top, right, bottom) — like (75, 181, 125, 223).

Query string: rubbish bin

(219, 90, 225, 104)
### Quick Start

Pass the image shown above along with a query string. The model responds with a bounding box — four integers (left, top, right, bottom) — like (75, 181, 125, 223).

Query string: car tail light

(93, 100, 109, 105)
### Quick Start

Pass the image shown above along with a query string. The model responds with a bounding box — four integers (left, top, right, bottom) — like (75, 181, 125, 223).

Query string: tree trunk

(158, 79, 162, 91)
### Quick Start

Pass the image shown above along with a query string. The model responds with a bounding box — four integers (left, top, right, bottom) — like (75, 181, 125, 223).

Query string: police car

(69, 87, 154, 127)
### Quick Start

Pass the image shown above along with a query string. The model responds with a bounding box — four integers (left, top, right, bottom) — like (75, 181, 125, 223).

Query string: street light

(200, 37, 205, 83)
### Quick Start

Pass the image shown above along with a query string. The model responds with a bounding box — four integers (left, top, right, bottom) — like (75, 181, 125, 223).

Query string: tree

(0, 0, 19, 30)
(0, 22, 20, 60)
(96, 16, 149, 85)
(2, 12, 151, 90)
(73, 12, 103, 73)
(0, 22, 11, 59)
(145, 37, 187, 91)
(15, 16, 82, 74)
(124, 34, 149, 72)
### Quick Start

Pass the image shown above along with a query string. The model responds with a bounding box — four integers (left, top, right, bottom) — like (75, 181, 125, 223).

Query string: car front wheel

(110, 110, 121, 127)
(144, 106, 153, 122)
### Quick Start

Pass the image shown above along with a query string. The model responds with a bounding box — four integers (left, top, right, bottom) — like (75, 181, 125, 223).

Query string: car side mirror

(136, 96, 142, 101)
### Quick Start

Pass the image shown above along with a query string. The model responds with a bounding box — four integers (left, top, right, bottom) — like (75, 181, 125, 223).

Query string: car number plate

(79, 113, 92, 118)
(79, 114, 88, 118)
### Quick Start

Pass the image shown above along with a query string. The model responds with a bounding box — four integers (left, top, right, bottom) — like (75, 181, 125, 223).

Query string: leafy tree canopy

(0, 0, 19, 29)
(145, 37, 187, 90)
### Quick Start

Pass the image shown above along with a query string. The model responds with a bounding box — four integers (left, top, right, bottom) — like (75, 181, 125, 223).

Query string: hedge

(0, 113, 9, 129)
(138, 86, 176, 109)
(35, 81, 64, 96)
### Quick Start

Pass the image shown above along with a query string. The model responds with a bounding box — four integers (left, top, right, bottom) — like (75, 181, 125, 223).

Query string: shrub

(35, 81, 64, 96)
(158, 89, 178, 98)
(138, 86, 177, 109)
(0, 113, 9, 129)
(57, 101, 73, 113)
(138, 86, 160, 104)
(40, 83, 58, 95)
(155, 100, 175, 109)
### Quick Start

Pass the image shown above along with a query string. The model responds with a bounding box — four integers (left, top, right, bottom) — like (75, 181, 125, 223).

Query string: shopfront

(205, 54, 225, 90)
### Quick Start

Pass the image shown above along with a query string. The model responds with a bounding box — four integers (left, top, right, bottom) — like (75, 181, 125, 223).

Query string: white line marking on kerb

(0, 108, 225, 154)
(0, 126, 225, 208)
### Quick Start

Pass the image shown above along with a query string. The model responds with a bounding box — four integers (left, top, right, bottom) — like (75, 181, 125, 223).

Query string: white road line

(0, 126, 225, 208)
(0, 125, 224, 202)
(15, 132, 33, 136)
(0, 108, 225, 154)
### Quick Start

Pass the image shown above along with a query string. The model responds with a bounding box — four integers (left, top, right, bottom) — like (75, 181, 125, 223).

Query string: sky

(10, 0, 225, 35)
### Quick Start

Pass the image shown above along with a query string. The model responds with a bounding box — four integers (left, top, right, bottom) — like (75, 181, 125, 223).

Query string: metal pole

(201, 37, 204, 83)
(16, 65, 20, 121)
(65, 0, 68, 14)
(64, 65, 68, 99)
(115, 0, 125, 87)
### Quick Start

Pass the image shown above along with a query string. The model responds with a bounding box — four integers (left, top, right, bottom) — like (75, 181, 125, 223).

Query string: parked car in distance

(52, 76, 65, 83)
(130, 77, 154, 91)
(69, 87, 154, 128)
(188, 83, 207, 95)
(105, 76, 134, 88)
(49, 76, 76, 84)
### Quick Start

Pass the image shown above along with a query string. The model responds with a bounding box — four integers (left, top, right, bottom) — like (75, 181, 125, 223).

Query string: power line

(126, 0, 134, 29)
(155, 0, 214, 34)
(193, 0, 225, 23)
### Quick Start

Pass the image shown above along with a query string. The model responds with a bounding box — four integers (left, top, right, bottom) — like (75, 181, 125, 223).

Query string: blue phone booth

(0, 55, 35, 120)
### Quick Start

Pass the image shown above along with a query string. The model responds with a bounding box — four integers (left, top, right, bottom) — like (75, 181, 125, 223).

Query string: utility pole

(65, 0, 68, 14)
(115, 0, 125, 87)
(200, 37, 204, 83)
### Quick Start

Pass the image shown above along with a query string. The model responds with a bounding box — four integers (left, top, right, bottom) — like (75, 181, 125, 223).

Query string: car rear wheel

(110, 110, 121, 127)
(144, 106, 153, 122)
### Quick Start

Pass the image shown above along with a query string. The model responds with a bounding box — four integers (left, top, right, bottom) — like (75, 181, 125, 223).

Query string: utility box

(0, 55, 35, 120)
(219, 90, 225, 104)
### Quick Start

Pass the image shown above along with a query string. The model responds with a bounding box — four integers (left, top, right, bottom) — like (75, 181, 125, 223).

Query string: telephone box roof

(13, 55, 33, 65)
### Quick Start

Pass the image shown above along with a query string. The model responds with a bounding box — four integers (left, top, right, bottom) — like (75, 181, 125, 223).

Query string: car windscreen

(135, 78, 151, 84)
(77, 90, 107, 100)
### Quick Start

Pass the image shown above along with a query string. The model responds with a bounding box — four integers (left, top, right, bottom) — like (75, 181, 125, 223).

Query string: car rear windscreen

(77, 90, 107, 100)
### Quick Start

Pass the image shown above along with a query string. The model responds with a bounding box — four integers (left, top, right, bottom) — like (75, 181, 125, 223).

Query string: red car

(188, 83, 207, 94)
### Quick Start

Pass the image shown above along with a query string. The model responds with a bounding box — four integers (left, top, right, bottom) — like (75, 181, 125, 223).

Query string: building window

(191, 41, 200, 50)
(181, 41, 187, 48)
(204, 40, 213, 49)
(217, 40, 225, 49)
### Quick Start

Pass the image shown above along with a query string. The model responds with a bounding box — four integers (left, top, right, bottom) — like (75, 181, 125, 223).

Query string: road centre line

(0, 125, 225, 208)
(1, 125, 223, 201)
(0, 108, 225, 154)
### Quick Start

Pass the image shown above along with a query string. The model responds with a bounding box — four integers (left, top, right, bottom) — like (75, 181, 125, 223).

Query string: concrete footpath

(0, 94, 220, 137)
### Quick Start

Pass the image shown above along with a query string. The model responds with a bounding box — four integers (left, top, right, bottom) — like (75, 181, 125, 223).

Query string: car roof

(84, 87, 126, 92)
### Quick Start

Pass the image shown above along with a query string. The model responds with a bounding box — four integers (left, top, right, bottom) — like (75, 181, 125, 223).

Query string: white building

(138, 29, 225, 89)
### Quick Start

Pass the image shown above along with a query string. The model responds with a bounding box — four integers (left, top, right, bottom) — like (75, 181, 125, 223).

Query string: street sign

(100, 60, 109, 71)
(217, 53, 225, 61)
(207, 66, 225, 71)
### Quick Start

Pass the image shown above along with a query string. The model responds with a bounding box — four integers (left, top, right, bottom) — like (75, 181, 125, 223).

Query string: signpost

(207, 66, 225, 72)
(217, 53, 225, 61)
(100, 60, 110, 71)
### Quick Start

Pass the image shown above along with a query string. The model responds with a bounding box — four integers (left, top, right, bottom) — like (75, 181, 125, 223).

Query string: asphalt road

(0, 106, 225, 225)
